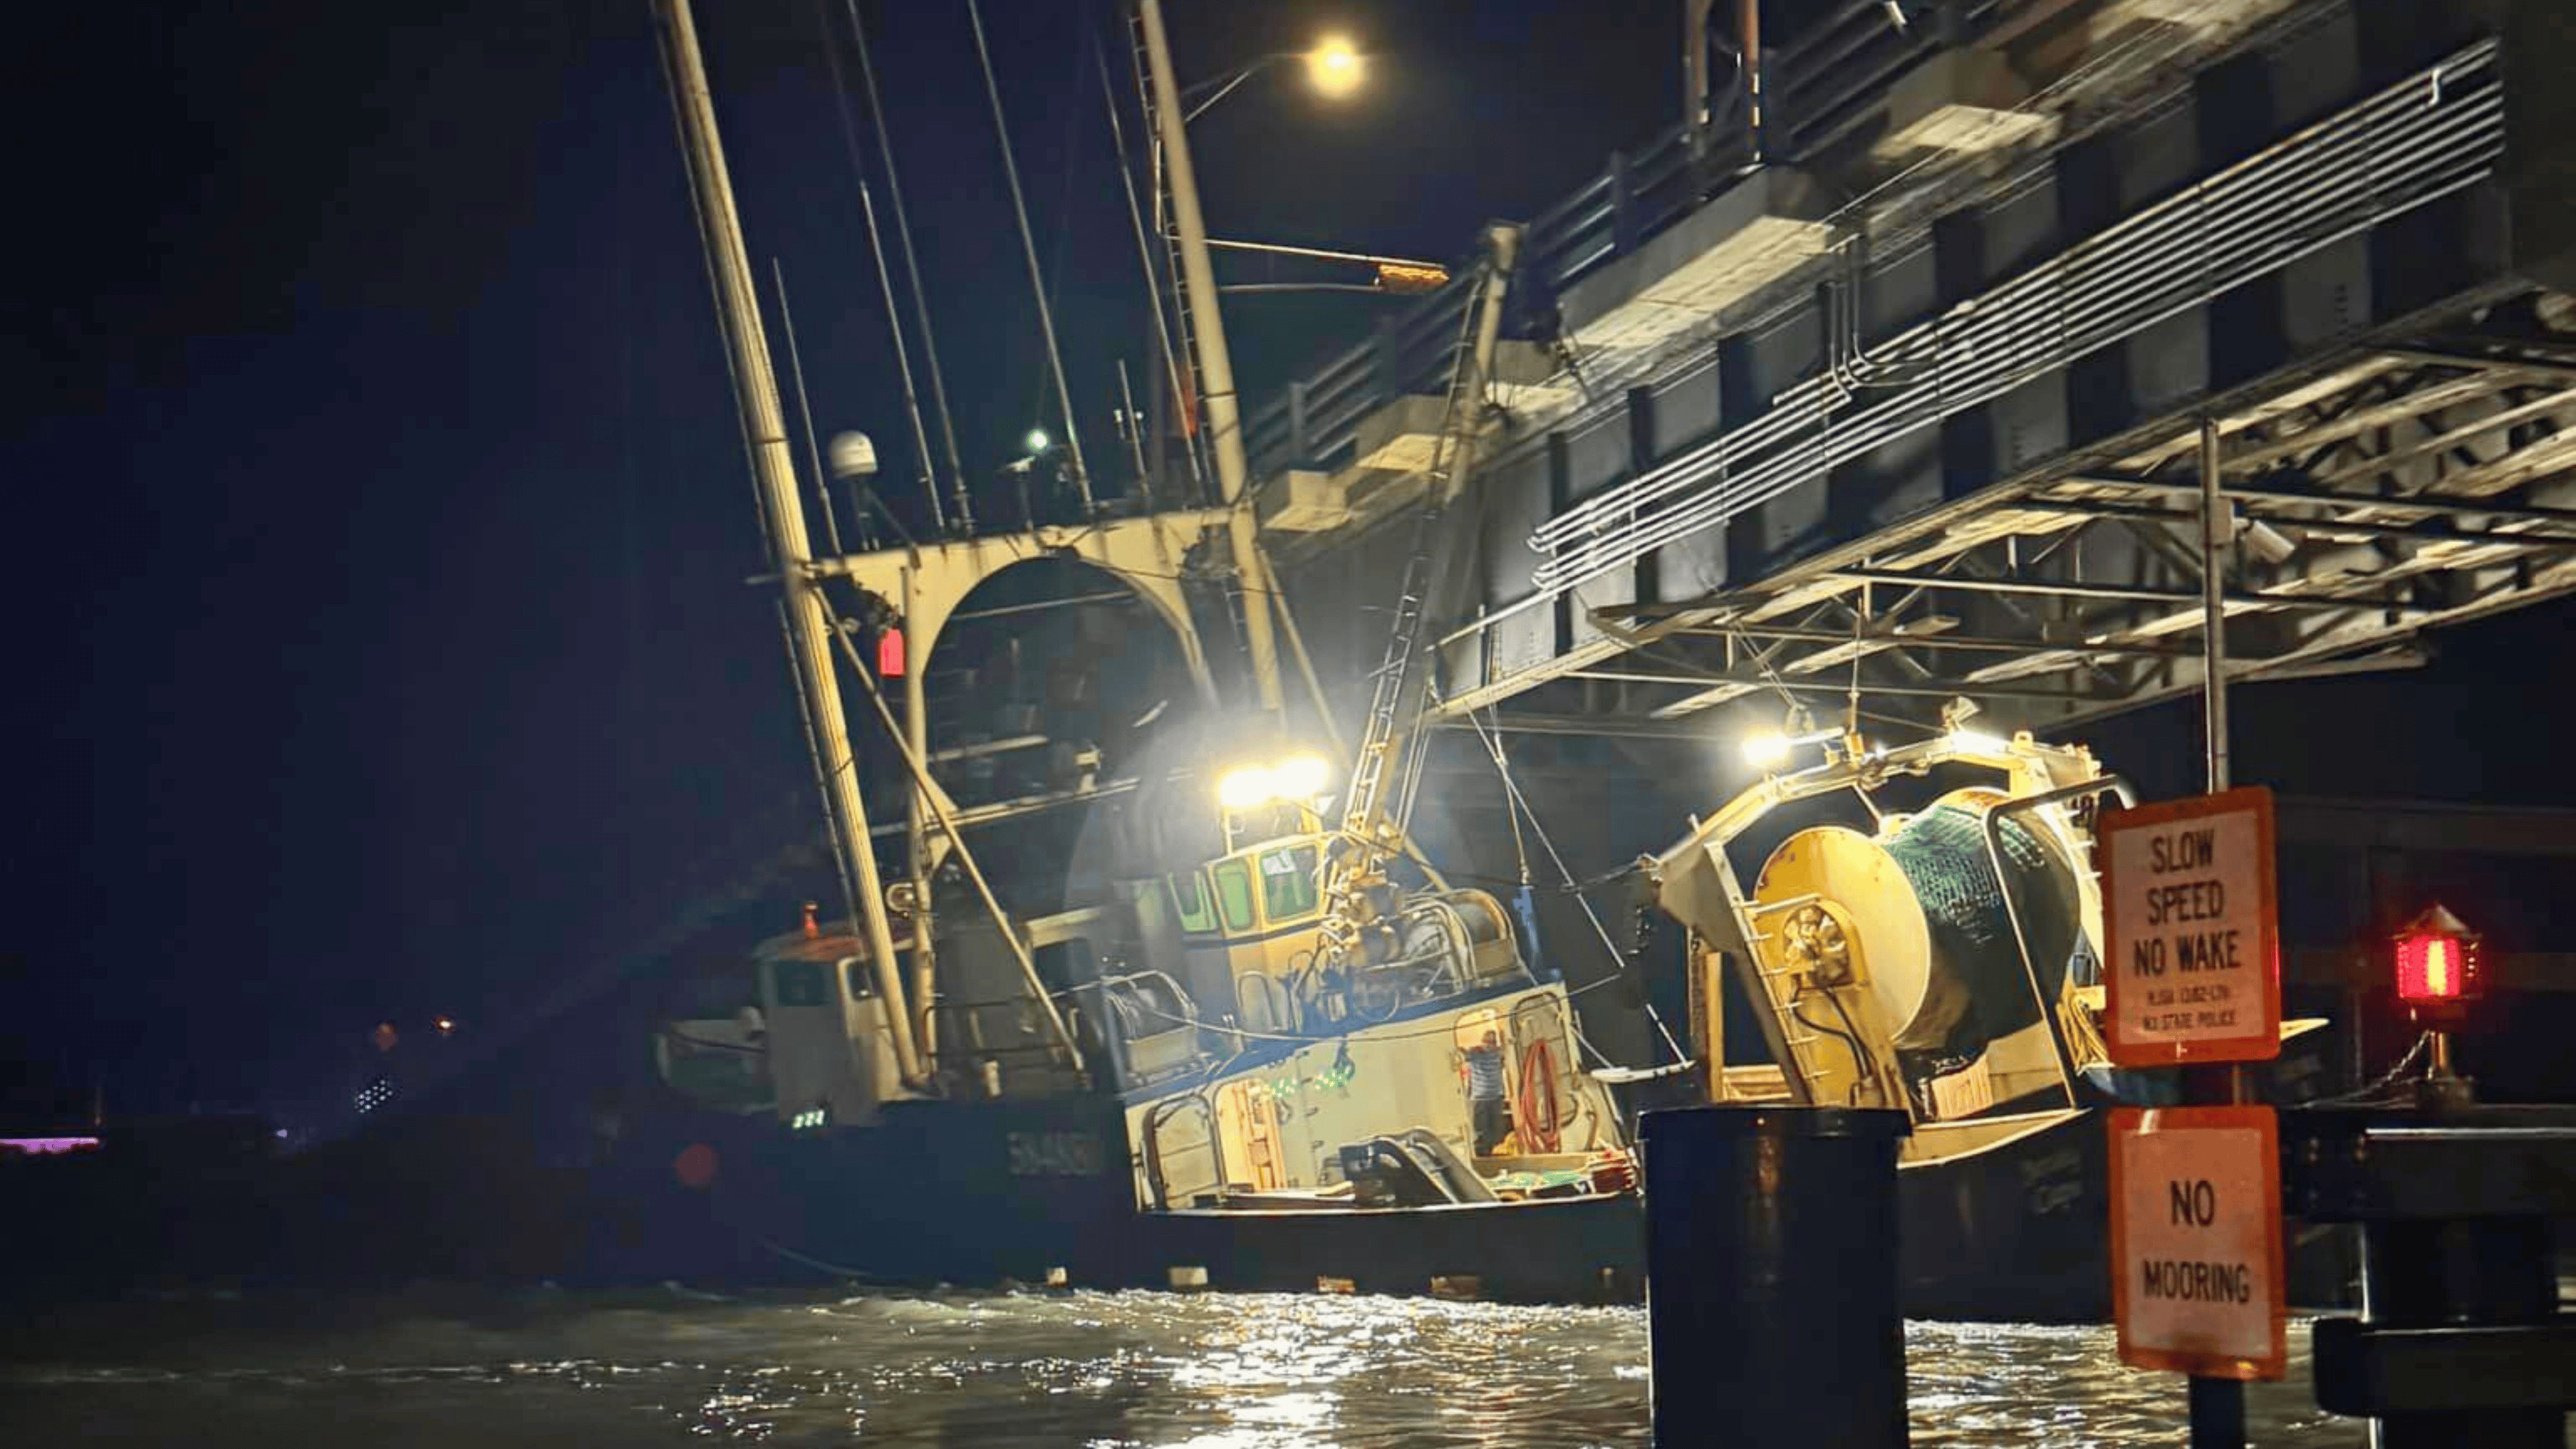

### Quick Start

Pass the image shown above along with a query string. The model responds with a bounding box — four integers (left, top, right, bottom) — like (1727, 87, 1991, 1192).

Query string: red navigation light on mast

(2394, 904, 2481, 1007)
(876, 625, 907, 678)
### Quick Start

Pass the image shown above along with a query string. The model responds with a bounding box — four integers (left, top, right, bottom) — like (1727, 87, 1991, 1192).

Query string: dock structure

(1252, 0, 2576, 742)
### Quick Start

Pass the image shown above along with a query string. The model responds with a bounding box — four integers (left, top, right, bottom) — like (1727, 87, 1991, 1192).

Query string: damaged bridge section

(1256, 0, 2576, 740)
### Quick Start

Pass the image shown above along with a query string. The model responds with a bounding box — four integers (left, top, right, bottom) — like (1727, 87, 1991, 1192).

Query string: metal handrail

(1247, 120, 1705, 473)
(1244, 0, 2067, 479)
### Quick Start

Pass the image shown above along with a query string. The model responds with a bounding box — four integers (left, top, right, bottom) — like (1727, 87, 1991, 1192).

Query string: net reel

(1749, 788, 2101, 1117)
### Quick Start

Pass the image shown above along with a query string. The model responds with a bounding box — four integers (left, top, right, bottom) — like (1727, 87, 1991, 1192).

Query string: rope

(751, 1233, 904, 1283)
(1478, 708, 1534, 888)
(2308, 1032, 2434, 1106)
(1461, 707, 1687, 1068)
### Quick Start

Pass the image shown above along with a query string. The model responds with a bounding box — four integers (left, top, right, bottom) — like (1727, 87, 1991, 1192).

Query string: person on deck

(1466, 1029, 1513, 1156)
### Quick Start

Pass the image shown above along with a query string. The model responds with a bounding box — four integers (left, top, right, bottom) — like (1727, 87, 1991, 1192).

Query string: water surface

(3, 1286, 2356, 1445)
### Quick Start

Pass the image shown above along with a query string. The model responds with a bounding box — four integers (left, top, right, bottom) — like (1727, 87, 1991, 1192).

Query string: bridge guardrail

(1245, 0, 2023, 481)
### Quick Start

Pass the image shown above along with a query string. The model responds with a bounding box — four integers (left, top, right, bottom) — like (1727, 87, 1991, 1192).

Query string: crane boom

(1318, 225, 1521, 960)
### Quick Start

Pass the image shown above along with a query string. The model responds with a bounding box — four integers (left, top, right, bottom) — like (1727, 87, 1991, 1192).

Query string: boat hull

(601, 1099, 2347, 1321)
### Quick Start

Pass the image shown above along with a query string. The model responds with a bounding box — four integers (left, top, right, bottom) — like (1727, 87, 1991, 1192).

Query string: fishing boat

(611, 0, 1643, 1305)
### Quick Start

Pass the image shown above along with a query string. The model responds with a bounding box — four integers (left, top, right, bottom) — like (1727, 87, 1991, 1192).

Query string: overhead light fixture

(1740, 705, 1837, 771)
(1273, 754, 1331, 799)
(1217, 752, 1334, 810)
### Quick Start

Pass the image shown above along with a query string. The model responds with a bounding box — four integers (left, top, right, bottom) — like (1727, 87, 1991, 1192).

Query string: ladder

(1125, 9, 1255, 681)
(1320, 253, 1506, 938)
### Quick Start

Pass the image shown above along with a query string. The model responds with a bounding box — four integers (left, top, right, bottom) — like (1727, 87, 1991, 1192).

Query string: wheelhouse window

(1256, 844, 1321, 923)
(1171, 869, 1218, 934)
(1211, 858, 1257, 934)
(771, 959, 831, 1008)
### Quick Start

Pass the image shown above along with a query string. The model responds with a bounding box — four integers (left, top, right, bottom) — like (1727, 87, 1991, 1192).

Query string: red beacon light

(2394, 904, 2482, 1008)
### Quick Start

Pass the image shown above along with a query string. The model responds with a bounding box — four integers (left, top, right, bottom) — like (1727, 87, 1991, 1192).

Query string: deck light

(1218, 766, 1278, 810)
(1274, 754, 1331, 799)
(1741, 726, 1838, 772)
(1943, 728, 2009, 757)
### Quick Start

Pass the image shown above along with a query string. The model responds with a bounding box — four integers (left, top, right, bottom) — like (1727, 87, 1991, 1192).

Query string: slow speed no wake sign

(2098, 786, 2282, 1067)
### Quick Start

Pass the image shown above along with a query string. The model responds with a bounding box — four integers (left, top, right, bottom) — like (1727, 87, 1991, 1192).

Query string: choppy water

(1, 1286, 2359, 1446)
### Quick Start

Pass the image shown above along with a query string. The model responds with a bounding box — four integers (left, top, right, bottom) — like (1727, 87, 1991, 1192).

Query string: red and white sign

(2107, 1106, 2286, 1381)
(2098, 786, 2281, 1066)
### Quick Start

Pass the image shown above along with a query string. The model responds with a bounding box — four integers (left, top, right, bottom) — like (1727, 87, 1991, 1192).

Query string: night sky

(8, 1, 2568, 1120)
(6, 0, 1676, 1113)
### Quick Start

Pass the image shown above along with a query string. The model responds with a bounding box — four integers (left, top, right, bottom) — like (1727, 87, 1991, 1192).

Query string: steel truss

(1473, 323, 2576, 735)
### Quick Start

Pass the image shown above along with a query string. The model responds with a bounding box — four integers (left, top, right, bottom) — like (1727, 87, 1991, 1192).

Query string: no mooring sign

(2099, 786, 2281, 1066)
(2107, 1106, 2287, 1380)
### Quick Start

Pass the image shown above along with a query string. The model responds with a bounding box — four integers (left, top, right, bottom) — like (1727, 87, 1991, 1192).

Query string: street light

(1181, 36, 1369, 123)
(1306, 37, 1363, 99)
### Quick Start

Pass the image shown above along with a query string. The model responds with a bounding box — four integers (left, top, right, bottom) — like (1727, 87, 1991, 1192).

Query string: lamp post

(1136, 1, 1365, 719)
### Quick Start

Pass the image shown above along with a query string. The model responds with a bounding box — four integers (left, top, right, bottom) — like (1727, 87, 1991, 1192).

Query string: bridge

(1249, 0, 2576, 740)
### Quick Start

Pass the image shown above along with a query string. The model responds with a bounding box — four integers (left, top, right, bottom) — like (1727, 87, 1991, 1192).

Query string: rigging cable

(837, 0, 976, 531)
(1473, 703, 1547, 981)
(1024, 34, 1090, 462)
(770, 258, 849, 556)
(1462, 706, 1689, 1068)
(811, 0, 942, 535)
(967, 0, 1095, 514)
(1092, 32, 1211, 507)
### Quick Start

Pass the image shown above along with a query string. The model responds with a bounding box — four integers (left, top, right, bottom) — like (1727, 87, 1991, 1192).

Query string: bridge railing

(1244, 123, 1710, 477)
(1244, 0, 2031, 480)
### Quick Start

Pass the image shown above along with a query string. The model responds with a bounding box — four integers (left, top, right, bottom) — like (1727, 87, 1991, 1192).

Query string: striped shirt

(1465, 1045, 1506, 1101)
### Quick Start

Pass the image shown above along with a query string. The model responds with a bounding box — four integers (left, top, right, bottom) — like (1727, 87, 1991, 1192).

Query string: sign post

(2098, 781, 2284, 1448)
(2099, 786, 2282, 1068)
(2108, 1106, 2287, 1381)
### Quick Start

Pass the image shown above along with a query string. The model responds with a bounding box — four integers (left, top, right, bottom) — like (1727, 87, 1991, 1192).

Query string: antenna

(770, 258, 851, 554)
(834, 0, 974, 531)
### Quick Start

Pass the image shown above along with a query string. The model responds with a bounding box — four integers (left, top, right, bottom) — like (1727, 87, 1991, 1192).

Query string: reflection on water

(1, 1286, 2356, 1446)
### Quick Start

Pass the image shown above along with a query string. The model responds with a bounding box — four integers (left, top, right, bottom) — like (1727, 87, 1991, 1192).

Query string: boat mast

(656, 0, 924, 1088)
(1135, 0, 1285, 715)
